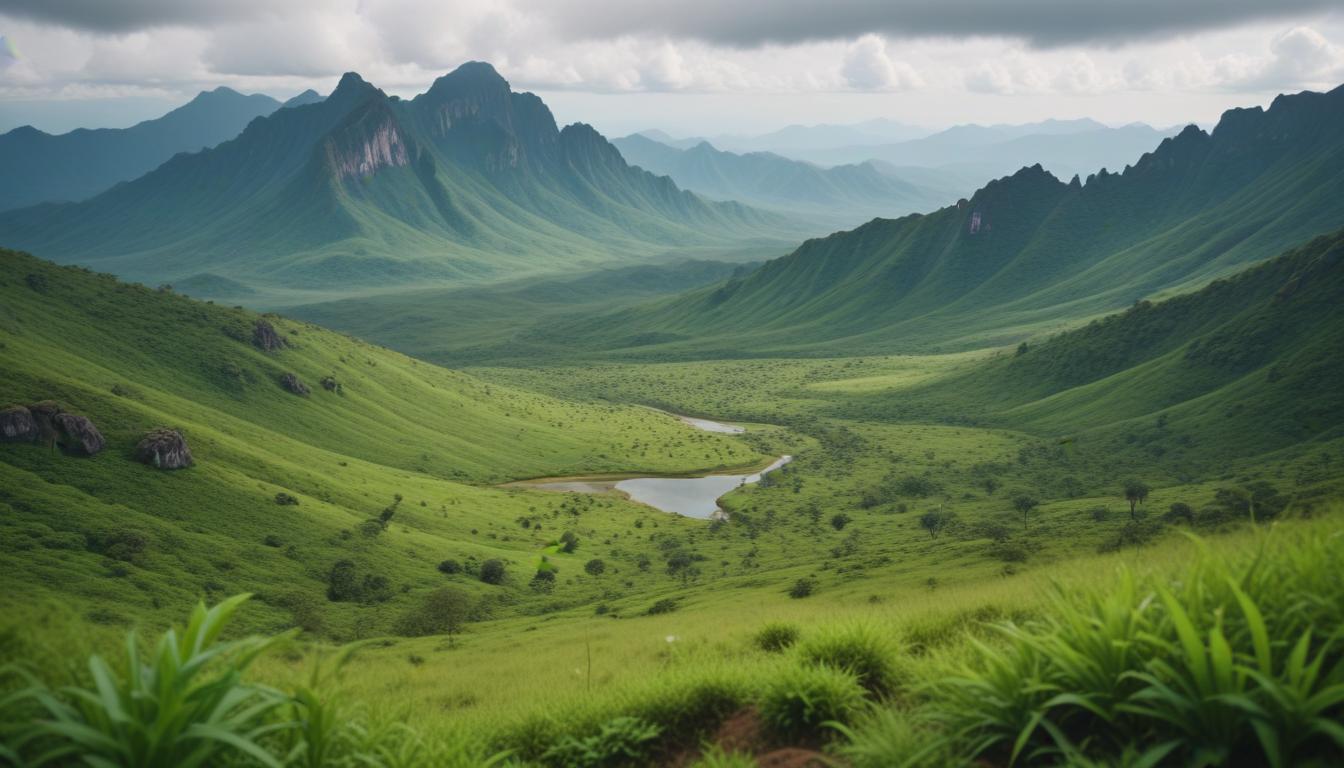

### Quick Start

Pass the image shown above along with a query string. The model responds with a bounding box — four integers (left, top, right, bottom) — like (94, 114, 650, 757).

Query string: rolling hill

(0, 247, 767, 637)
(611, 134, 962, 227)
(0, 87, 301, 211)
(0, 63, 797, 301)
(526, 84, 1344, 360)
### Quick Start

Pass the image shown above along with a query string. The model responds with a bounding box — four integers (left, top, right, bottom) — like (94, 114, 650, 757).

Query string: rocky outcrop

(135, 428, 193, 469)
(253, 319, 285, 351)
(324, 101, 410, 181)
(280, 373, 310, 395)
(0, 405, 37, 442)
(53, 413, 105, 456)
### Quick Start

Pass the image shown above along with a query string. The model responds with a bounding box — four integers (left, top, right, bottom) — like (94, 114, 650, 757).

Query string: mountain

(784, 120, 1178, 179)
(282, 89, 324, 109)
(522, 84, 1344, 360)
(644, 118, 932, 154)
(611, 134, 963, 227)
(0, 87, 287, 211)
(0, 247, 763, 634)
(0, 63, 794, 299)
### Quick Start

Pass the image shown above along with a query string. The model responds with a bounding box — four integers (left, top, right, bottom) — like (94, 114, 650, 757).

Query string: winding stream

(522, 414, 789, 519)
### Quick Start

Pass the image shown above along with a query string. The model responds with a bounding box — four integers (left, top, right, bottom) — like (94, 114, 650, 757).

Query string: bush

(758, 664, 865, 740)
(274, 492, 299, 506)
(830, 513, 852, 531)
(585, 558, 606, 576)
(540, 716, 662, 767)
(397, 586, 472, 638)
(437, 558, 462, 575)
(800, 624, 903, 696)
(788, 578, 816, 599)
(479, 559, 506, 585)
(753, 622, 801, 653)
(647, 598, 678, 615)
(262, 534, 283, 548)
(559, 530, 580, 553)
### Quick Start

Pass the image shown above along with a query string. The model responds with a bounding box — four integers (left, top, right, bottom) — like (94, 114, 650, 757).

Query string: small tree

(559, 530, 580, 554)
(830, 513, 852, 531)
(584, 558, 606, 576)
(1123, 480, 1150, 520)
(788, 578, 816, 599)
(479, 559, 506, 585)
(1012, 494, 1040, 529)
(399, 587, 472, 642)
(919, 510, 954, 539)
(437, 559, 462, 575)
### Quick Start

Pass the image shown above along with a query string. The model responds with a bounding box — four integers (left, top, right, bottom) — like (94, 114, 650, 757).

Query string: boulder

(252, 319, 285, 351)
(53, 413, 105, 456)
(135, 428, 194, 469)
(280, 373, 310, 396)
(26, 400, 63, 443)
(0, 405, 37, 442)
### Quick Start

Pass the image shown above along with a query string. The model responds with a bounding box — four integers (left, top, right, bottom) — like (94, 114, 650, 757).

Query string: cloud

(841, 35, 922, 90)
(540, 0, 1341, 49)
(0, 0, 298, 34)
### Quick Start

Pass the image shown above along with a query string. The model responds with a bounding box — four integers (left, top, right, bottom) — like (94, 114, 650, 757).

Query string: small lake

(523, 411, 788, 519)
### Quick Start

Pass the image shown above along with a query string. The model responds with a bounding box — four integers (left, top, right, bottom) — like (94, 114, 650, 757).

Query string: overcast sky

(1, 1, 1342, 136)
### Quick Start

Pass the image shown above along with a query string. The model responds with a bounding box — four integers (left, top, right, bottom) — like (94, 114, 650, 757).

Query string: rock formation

(135, 428, 193, 469)
(280, 373, 310, 395)
(53, 413, 105, 456)
(0, 405, 37, 442)
(253, 319, 285, 351)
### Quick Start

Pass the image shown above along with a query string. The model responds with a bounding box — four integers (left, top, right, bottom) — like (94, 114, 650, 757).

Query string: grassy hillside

(0, 248, 769, 638)
(0, 64, 805, 302)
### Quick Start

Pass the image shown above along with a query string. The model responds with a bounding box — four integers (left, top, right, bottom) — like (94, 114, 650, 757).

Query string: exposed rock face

(26, 400, 63, 443)
(0, 405, 37, 442)
(280, 373, 310, 395)
(253, 319, 285, 351)
(53, 413, 105, 456)
(135, 428, 193, 469)
(324, 101, 410, 181)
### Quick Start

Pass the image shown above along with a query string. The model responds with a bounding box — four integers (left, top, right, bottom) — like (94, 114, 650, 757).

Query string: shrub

(479, 559, 506, 585)
(788, 578, 816, 599)
(758, 664, 865, 740)
(559, 530, 580, 553)
(647, 598, 678, 615)
(753, 622, 801, 653)
(530, 569, 556, 592)
(585, 558, 607, 576)
(274, 492, 299, 506)
(800, 624, 903, 696)
(397, 586, 472, 639)
(437, 559, 462, 575)
(0, 595, 290, 767)
(830, 513, 852, 531)
(263, 534, 283, 548)
(540, 716, 662, 767)
(1164, 502, 1194, 524)
(326, 560, 360, 601)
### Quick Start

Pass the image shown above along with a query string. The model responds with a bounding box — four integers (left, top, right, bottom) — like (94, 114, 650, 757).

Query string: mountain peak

(283, 89, 323, 109)
(425, 61, 510, 99)
(330, 72, 375, 101)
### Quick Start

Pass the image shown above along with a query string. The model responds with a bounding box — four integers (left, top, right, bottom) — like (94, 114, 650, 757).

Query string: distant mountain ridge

(0, 87, 304, 211)
(611, 134, 963, 227)
(529, 84, 1344, 359)
(0, 63, 792, 298)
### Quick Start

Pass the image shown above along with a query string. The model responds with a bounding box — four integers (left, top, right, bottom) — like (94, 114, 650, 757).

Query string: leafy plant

(758, 664, 865, 740)
(754, 623, 802, 653)
(540, 716, 661, 767)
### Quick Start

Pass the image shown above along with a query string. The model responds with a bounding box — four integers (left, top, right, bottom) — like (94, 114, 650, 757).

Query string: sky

(1, 1, 1342, 137)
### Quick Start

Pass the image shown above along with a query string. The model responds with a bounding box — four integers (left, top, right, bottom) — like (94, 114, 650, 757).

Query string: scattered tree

(584, 558, 606, 576)
(479, 559, 506, 585)
(1123, 480, 1150, 520)
(788, 578, 816, 599)
(559, 530, 580, 554)
(436, 559, 462, 575)
(1012, 494, 1040, 529)
(830, 513, 852, 531)
(919, 510, 955, 539)
(398, 587, 472, 641)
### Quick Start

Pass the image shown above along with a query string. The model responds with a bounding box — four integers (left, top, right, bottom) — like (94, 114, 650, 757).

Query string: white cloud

(841, 35, 923, 91)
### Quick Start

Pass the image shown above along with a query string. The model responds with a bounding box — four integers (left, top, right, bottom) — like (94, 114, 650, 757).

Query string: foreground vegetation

(3, 515, 1340, 765)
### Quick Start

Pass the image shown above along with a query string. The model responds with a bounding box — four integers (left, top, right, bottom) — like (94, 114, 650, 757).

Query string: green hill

(0, 248, 767, 637)
(526, 84, 1344, 360)
(0, 87, 290, 211)
(0, 64, 798, 302)
(838, 230, 1344, 469)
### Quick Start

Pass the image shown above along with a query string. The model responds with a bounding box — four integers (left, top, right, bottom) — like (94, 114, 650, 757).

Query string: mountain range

(0, 87, 323, 212)
(502, 84, 1344, 360)
(611, 134, 964, 227)
(0, 63, 794, 300)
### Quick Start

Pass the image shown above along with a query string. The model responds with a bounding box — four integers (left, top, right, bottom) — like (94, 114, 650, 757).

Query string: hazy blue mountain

(0, 87, 286, 211)
(612, 134, 964, 227)
(0, 63, 795, 299)
(282, 89, 325, 109)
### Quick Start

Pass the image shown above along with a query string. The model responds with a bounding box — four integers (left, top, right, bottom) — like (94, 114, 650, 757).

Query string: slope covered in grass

(0, 64, 800, 301)
(0, 248, 767, 636)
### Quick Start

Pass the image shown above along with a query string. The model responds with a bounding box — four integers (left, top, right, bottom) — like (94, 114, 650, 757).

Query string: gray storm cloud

(540, 0, 1341, 48)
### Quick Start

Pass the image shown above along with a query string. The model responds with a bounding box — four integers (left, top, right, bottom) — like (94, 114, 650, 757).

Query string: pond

(521, 411, 787, 519)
